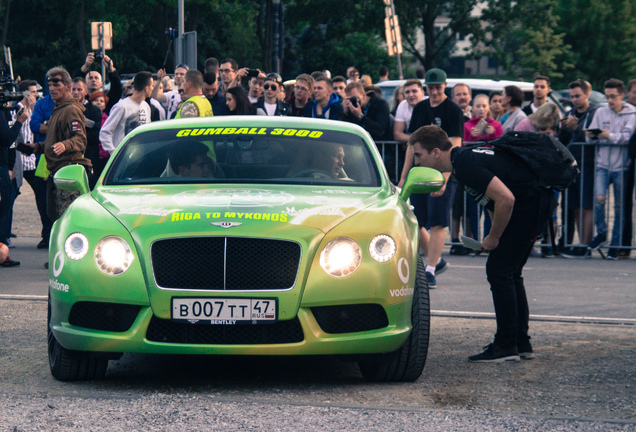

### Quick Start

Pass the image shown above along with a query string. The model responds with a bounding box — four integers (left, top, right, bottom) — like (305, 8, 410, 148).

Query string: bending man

(409, 125, 555, 363)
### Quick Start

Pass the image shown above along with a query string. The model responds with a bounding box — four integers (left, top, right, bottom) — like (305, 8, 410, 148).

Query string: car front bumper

(50, 298, 414, 356)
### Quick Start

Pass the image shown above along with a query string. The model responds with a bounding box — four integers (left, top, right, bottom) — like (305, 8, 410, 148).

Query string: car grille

(68, 302, 141, 332)
(151, 237, 301, 290)
(146, 316, 304, 344)
(312, 304, 389, 334)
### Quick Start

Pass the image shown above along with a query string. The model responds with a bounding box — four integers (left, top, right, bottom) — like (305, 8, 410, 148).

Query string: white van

(376, 78, 566, 114)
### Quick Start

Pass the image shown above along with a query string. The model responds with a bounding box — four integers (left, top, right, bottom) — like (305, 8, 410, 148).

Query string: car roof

(376, 77, 566, 113)
(376, 78, 535, 92)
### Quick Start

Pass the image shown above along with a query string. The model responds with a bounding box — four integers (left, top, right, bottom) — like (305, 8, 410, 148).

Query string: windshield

(104, 126, 381, 187)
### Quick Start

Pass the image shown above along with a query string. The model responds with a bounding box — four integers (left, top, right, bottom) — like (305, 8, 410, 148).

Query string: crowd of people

(1, 54, 636, 273)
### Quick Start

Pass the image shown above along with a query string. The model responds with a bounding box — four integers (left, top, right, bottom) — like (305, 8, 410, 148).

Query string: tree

(1, 0, 12, 48)
(283, 0, 392, 79)
(475, 0, 574, 83)
(394, 0, 485, 71)
(2, 0, 270, 82)
(517, 26, 574, 80)
(555, 0, 636, 88)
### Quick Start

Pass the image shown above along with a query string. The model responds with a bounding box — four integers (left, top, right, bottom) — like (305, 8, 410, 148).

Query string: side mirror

(399, 167, 445, 201)
(53, 165, 90, 195)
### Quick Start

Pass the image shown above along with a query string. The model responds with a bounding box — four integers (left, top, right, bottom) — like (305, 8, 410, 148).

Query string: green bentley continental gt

(47, 116, 444, 382)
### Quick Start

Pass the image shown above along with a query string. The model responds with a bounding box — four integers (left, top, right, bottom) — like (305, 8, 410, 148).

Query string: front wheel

(48, 296, 108, 381)
(358, 258, 430, 382)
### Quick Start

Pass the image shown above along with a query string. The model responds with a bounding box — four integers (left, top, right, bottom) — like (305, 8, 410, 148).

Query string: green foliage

(555, 0, 636, 88)
(195, 1, 263, 69)
(517, 26, 574, 81)
(478, 0, 636, 87)
(2, 0, 635, 88)
(3, 0, 263, 82)
(394, 0, 484, 70)
(283, 0, 393, 79)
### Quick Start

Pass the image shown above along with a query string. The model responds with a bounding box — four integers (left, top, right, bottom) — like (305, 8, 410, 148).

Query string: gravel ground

(3, 394, 636, 431)
(5, 181, 635, 431)
(1, 300, 634, 431)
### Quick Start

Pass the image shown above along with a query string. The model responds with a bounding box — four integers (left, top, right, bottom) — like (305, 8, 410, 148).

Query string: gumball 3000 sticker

(173, 189, 295, 208)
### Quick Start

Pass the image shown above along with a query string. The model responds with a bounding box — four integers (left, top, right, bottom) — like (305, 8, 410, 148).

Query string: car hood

(94, 184, 385, 235)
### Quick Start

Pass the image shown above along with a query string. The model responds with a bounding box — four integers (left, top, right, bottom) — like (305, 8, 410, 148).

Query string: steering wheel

(291, 169, 333, 179)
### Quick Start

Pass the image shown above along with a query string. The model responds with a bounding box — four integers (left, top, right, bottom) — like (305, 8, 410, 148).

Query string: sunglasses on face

(48, 78, 64, 84)
(264, 84, 278, 91)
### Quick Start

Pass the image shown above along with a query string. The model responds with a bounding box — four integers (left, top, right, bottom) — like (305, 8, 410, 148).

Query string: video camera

(0, 65, 22, 108)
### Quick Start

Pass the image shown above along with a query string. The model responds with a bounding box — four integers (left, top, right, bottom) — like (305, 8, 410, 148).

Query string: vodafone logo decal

(397, 258, 409, 284)
(52, 252, 65, 278)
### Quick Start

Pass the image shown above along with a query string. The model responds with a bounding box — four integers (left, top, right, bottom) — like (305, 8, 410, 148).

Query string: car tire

(48, 296, 108, 381)
(358, 258, 430, 382)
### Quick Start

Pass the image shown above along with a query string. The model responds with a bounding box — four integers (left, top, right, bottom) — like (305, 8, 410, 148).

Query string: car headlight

(320, 237, 361, 277)
(369, 234, 396, 262)
(64, 233, 89, 260)
(94, 236, 134, 275)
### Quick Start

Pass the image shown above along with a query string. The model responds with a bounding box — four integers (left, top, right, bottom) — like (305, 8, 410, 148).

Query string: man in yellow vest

(175, 70, 214, 118)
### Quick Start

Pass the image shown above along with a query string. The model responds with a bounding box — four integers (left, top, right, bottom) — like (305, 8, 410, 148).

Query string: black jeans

(23, 169, 52, 240)
(0, 166, 11, 245)
(485, 189, 555, 349)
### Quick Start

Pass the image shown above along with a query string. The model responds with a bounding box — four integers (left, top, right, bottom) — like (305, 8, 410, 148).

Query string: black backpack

(486, 131, 579, 191)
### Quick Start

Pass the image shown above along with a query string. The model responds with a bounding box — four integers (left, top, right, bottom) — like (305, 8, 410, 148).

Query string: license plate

(172, 297, 277, 325)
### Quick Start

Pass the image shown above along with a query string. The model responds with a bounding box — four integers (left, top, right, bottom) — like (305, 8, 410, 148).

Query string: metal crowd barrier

(374, 140, 636, 256)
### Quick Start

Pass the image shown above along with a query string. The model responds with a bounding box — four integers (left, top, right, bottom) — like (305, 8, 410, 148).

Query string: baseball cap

(425, 68, 447, 85)
(265, 73, 282, 85)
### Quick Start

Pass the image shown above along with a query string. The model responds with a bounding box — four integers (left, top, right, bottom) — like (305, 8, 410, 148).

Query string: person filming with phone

(464, 94, 503, 143)
(584, 78, 636, 258)
(341, 81, 392, 142)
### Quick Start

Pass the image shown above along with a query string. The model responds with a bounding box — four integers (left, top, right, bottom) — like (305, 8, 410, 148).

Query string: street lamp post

(272, 0, 281, 74)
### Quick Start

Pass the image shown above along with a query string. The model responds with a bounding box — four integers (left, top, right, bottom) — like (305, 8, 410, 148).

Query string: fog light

(369, 234, 396, 262)
(64, 233, 89, 260)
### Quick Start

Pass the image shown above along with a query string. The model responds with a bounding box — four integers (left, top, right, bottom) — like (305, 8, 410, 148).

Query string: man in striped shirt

(16, 80, 52, 249)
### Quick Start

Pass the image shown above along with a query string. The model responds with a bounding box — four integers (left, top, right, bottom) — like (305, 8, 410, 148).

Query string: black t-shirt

(408, 97, 464, 137)
(557, 105, 597, 168)
(451, 146, 538, 211)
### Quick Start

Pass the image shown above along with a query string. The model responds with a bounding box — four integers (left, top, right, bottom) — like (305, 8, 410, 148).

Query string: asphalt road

(1, 187, 635, 431)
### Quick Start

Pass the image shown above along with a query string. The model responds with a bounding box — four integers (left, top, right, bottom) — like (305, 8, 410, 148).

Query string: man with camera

(341, 81, 392, 142)
(78, 52, 122, 115)
(13, 80, 52, 250)
(0, 87, 28, 267)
